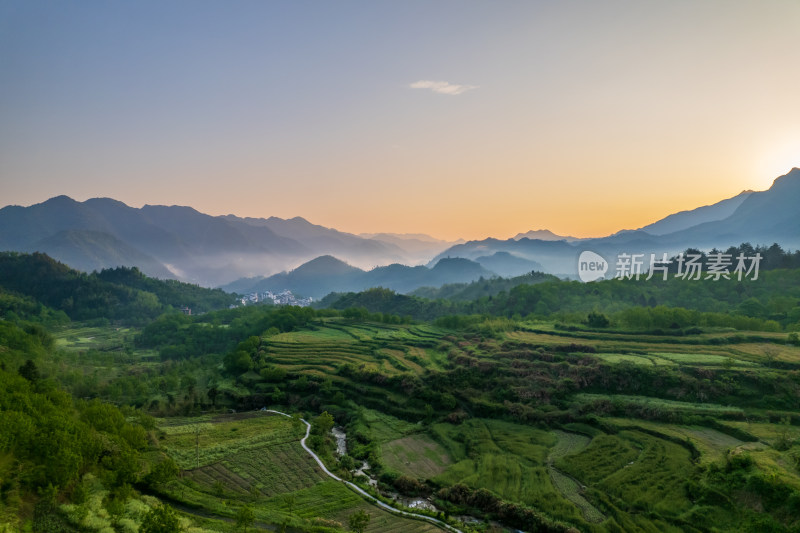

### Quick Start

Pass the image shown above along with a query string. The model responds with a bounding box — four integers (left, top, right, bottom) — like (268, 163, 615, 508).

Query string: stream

(330, 426, 503, 530)
(264, 411, 463, 533)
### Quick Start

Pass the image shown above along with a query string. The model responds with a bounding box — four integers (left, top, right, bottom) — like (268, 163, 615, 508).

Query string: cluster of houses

(235, 289, 312, 308)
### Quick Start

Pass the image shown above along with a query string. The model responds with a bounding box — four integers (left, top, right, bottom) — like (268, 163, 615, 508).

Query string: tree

(18, 359, 40, 382)
(586, 311, 610, 328)
(235, 505, 255, 532)
(282, 493, 296, 515)
(313, 411, 335, 435)
(763, 344, 779, 368)
(207, 386, 219, 406)
(146, 457, 179, 486)
(424, 403, 435, 424)
(348, 509, 370, 533)
(140, 504, 182, 533)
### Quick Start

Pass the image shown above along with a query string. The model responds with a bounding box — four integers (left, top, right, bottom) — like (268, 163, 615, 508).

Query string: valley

(3, 269, 799, 532)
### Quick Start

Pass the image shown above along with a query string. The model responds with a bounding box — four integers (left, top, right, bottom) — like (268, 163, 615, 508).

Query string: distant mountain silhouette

(1, 168, 797, 286)
(221, 215, 409, 265)
(27, 229, 173, 279)
(432, 169, 800, 277)
(513, 229, 579, 242)
(358, 232, 457, 264)
(429, 238, 578, 275)
(0, 197, 442, 286)
(657, 168, 800, 248)
(474, 251, 544, 278)
(637, 190, 754, 235)
(222, 255, 496, 298)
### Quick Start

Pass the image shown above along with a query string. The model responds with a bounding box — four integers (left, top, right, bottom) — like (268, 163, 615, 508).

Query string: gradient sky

(2, 1, 799, 241)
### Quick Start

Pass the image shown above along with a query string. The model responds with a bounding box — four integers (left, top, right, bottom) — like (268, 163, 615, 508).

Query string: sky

(1, 1, 799, 241)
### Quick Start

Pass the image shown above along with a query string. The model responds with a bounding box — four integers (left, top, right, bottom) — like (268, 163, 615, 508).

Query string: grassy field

(504, 328, 800, 365)
(35, 316, 800, 533)
(381, 434, 452, 478)
(428, 419, 589, 525)
(574, 393, 746, 416)
(545, 431, 604, 523)
(556, 430, 695, 516)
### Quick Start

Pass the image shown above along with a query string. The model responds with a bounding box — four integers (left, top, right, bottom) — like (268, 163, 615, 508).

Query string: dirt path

(265, 410, 463, 533)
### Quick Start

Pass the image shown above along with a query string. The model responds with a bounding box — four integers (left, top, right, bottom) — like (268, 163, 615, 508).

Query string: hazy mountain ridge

(0, 197, 451, 286)
(636, 190, 754, 235)
(221, 255, 496, 299)
(431, 168, 800, 277)
(1, 168, 797, 289)
(512, 229, 579, 242)
(28, 229, 174, 280)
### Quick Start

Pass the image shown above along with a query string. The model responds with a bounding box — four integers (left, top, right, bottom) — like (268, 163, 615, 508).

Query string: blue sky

(2, 1, 799, 239)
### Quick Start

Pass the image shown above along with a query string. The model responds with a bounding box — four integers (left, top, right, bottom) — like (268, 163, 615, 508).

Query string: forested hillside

(0, 252, 233, 323)
(2, 251, 800, 532)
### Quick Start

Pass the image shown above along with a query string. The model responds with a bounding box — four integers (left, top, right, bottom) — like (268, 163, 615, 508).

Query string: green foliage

(0, 288, 69, 325)
(0, 252, 233, 324)
(0, 326, 152, 513)
(18, 359, 40, 382)
(412, 271, 559, 301)
(586, 311, 610, 328)
(140, 504, 182, 533)
(313, 411, 335, 436)
(325, 255, 800, 331)
(139, 305, 319, 362)
(235, 505, 255, 531)
(347, 508, 370, 533)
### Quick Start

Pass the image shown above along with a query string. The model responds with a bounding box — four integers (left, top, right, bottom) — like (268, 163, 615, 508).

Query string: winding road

(265, 410, 463, 533)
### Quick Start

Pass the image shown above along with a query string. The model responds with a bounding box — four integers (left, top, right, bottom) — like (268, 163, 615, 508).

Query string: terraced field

(265, 321, 446, 378)
(556, 430, 695, 517)
(504, 328, 800, 366)
(430, 419, 587, 524)
(158, 411, 447, 532)
(545, 431, 605, 523)
(602, 417, 752, 463)
(381, 434, 452, 478)
(573, 393, 746, 417)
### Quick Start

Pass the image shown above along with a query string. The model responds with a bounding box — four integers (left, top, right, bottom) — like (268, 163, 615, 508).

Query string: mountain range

(427, 168, 800, 277)
(221, 255, 497, 299)
(1, 168, 798, 293)
(0, 196, 456, 287)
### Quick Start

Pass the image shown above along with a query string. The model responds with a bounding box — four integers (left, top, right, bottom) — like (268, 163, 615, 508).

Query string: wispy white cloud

(409, 80, 478, 95)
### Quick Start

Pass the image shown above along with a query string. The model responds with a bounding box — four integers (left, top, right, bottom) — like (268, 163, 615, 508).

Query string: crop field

(548, 467, 605, 523)
(650, 351, 758, 366)
(557, 430, 695, 516)
(548, 430, 591, 461)
(503, 328, 797, 366)
(574, 393, 746, 416)
(594, 353, 666, 365)
(264, 481, 443, 533)
(263, 322, 447, 381)
(381, 434, 452, 478)
(226, 441, 328, 497)
(430, 419, 586, 524)
(354, 407, 421, 443)
(726, 420, 800, 443)
(545, 431, 604, 523)
(53, 325, 131, 350)
(34, 314, 800, 532)
(602, 417, 748, 463)
(158, 412, 302, 469)
(157, 411, 448, 532)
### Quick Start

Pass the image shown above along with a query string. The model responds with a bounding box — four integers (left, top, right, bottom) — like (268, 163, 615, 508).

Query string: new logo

(578, 250, 608, 282)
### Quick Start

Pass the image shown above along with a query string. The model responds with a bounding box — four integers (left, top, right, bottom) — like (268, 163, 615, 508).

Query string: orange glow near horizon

(2, 2, 799, 242)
